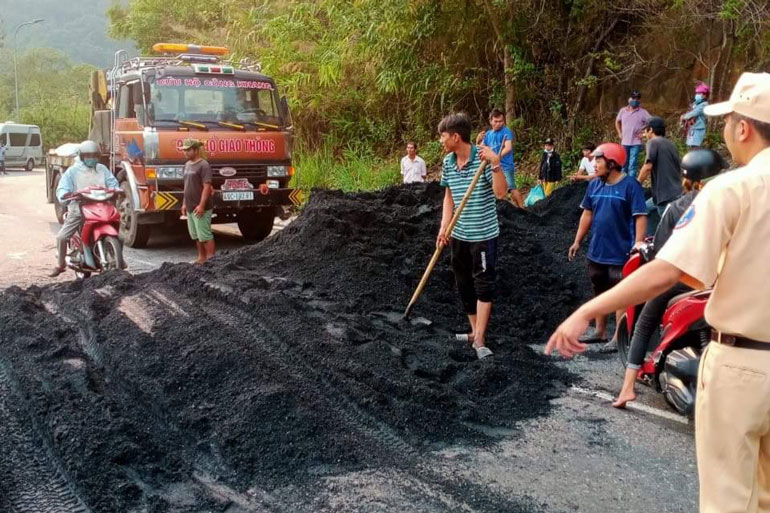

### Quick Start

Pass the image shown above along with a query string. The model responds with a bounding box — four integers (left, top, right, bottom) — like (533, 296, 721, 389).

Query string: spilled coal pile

(0, 182, 590, 513)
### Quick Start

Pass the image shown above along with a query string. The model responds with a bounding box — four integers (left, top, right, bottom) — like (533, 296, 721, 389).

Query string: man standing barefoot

(180, 139, 215, 264)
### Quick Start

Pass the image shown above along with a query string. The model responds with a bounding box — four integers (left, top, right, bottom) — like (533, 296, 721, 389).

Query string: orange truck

(46, 43, 301, 247)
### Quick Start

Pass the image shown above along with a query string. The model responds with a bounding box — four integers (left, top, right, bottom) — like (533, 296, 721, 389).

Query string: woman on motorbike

(613, 149, 728, 408)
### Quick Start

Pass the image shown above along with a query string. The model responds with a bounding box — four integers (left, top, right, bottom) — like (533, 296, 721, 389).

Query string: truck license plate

(223, 191, 254, 201)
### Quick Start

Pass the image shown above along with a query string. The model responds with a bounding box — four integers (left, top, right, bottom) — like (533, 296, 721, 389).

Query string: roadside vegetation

(0, 48, 93, 150)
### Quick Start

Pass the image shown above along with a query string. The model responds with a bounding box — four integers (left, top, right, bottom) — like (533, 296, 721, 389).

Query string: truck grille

(212, 164, 267, 179)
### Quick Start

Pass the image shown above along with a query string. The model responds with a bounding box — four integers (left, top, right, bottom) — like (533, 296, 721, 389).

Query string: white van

(0, 122, 43, 171)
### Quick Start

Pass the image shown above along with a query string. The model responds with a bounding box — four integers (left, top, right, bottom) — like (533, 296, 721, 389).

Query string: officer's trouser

(697, 341, 770, 513)
(55, 203, 82, 268)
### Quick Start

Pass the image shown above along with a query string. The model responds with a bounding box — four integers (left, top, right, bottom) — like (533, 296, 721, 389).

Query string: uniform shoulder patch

(675, 204, 695, 230)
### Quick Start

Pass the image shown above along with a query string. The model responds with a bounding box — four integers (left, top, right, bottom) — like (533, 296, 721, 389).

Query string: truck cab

(47, 43, 300, 248)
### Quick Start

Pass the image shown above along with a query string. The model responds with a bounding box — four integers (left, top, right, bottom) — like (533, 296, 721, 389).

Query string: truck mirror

(280, 96, 292, 127)
(143, 82, 152, 104)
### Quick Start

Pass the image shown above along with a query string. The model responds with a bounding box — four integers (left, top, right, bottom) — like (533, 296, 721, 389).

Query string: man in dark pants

(436, 113, 508, 359)
(568, 142, 648, 352)
(612, 149, 727, 408)
(638, 116, 683, 234)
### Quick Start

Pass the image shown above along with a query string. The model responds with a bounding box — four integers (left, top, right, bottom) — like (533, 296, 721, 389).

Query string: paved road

(0, 168, 699, 511)
(0, 169, 290, 287)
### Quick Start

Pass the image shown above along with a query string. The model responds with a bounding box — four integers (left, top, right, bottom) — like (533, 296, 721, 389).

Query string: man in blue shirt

(476, 109, 524, 208)
(568, 142, 647, 352)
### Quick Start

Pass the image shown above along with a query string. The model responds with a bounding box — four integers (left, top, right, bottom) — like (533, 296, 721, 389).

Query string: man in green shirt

(436, 113, 508, 359)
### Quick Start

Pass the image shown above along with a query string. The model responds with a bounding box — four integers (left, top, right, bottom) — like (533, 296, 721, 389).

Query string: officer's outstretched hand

(545, 311, 590, 358)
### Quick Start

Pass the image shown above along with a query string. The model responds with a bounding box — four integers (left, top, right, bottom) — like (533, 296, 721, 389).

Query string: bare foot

(612, 391, 637, 409)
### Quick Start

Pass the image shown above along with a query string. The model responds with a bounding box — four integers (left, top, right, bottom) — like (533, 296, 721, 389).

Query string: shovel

(403, 159, 490, 320)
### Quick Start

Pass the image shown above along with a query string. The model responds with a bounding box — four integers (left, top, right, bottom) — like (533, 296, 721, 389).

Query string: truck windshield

(147, 75, 283, 128)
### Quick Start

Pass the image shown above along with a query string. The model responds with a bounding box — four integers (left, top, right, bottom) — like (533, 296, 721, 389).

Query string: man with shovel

(436, 113, 508, 359)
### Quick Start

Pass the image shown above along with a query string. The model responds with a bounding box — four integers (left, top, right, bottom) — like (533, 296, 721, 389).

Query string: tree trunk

(504, 45, 516, 120)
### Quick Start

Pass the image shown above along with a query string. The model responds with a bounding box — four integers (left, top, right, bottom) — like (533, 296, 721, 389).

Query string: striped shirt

(440, 145, 499, 242)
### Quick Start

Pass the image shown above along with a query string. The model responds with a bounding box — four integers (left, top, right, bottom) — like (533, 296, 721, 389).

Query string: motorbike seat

(667, 289, 712, 308)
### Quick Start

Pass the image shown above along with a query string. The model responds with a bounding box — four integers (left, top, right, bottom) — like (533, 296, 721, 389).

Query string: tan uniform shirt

(657, 147, 770, 342)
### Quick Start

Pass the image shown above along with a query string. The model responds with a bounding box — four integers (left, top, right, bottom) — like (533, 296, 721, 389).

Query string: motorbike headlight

(267, 165, 288, 177)
(157, 166, 185, 179)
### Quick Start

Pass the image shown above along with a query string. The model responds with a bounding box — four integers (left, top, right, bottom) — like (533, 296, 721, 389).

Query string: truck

(46, 43, 301, 247)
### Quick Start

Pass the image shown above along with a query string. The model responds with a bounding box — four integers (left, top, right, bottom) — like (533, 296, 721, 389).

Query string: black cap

(544, 137, 554, 145)
(644, 116, 665, 131)
(630, 90, 642, 99)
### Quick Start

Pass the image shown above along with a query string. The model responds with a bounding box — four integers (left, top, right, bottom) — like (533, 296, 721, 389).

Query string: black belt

(711, 329, 770, 350)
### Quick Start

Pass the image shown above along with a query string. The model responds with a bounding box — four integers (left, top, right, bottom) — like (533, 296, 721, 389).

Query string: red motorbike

(62, 187, 125, 278)
(616, 240, 711, 416)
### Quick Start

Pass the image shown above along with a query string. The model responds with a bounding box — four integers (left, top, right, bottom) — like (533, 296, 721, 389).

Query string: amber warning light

(152, 43, 229, 56)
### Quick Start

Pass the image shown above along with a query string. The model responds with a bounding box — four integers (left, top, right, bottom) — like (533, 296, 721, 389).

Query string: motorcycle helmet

(592, 142, 627, 169)
(681, 149, 728, 182)
(79, 140, 100, 168)
(694, 82, 711, 96)
(630, 90, 642, 99)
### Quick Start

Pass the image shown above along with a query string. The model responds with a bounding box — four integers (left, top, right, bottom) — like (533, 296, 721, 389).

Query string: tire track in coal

(197, 295, 419, 464)
(197, 283, 543, 513)
(0, 359, 92, 513)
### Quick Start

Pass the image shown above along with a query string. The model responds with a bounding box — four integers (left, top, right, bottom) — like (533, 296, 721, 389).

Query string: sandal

(454, 333, 475, 343)
(474, 346, 493, 360)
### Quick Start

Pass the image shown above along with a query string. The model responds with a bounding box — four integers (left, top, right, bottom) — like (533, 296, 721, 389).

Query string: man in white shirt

(570, 142, 596, 182)
(400, 141, 427, 184)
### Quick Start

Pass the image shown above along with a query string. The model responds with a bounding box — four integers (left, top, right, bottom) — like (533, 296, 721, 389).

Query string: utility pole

(13, 19, 44, 120)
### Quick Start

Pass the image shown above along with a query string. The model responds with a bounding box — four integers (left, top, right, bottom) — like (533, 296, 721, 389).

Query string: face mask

(629, 100, 640, 108)
(83, 158, 98, 168)
(694, 94, 705, 103)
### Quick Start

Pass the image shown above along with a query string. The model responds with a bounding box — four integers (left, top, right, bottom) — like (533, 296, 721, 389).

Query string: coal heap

(0, 182, 590, 513)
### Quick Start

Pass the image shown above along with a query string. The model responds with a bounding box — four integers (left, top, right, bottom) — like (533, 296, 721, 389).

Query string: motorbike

(62, 186, 125, 278)
(616, 240, 711, 416)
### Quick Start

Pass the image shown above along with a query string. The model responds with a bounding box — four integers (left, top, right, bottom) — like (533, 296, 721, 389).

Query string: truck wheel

(119, 181, 151, 248)
(237, 209, 275, 242)
(25, 159, 35, 172)
(53, 174, 65, 225)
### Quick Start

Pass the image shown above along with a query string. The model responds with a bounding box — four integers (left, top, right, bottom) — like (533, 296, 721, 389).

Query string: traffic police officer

(545, 71, 770, 512)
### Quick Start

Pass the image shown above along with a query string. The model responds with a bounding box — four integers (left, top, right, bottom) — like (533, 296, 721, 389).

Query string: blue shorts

(502, 168, 517, 191)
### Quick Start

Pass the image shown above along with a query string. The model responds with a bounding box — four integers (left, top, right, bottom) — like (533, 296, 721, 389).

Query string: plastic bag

(524, 184, 546, 207)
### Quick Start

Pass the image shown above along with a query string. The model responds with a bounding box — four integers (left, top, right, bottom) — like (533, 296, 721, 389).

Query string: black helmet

(681, 149, 728, 182)
(630, 90, 642, 99)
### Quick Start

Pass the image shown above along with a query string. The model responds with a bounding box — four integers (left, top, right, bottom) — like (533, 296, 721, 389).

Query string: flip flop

(599, 339, 618, 354)
(578, 330, 607, 344)
(475, 346, 493, 360)
(454, 333, 475, 342)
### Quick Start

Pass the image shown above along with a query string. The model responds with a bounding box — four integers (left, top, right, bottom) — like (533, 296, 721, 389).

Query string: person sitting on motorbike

(613, 149, 728, 408)
(49, 140, 120, 278)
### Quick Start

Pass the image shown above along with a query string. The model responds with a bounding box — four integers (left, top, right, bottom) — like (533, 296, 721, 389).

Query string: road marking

(124, 255, 157, 269)
(569, 385, 690, 425)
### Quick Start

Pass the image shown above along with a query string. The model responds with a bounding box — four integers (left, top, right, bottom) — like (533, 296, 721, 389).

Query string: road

(0, 168, 699, 512)
(0, 168, 290, 287)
